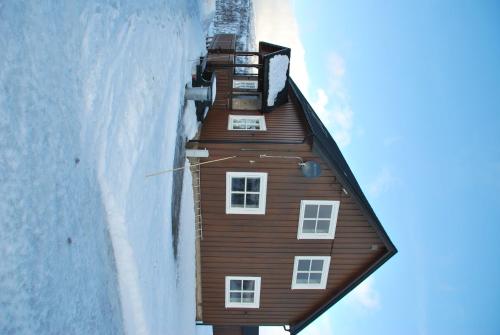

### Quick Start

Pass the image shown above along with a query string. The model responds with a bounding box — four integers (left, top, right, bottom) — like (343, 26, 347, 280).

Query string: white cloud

(253, 2, 354, 148)
(252, 0, 310, 94)
(259, 326, 289, 335)
(309, 51, 354, 148)
(311, 87, 353, 148)
(367, 168, 396, 197)
(348, 277, 381, 310)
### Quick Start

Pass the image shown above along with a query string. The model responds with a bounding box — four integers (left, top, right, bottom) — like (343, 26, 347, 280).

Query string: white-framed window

(228, 115, 266, 131)
(225, 276, 261, 308)
(291, 256, 331, 290)
(297, 200, 340, 239)
(233, 79, 258, 90)
(226, 172, 268, 214)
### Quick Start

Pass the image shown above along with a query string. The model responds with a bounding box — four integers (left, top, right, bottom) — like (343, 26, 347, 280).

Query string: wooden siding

(199, 143, 386, 325)
(200, 70, 308, 142)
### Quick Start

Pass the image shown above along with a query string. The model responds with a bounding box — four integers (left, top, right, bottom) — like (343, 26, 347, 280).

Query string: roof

(288, 78, 397, 334)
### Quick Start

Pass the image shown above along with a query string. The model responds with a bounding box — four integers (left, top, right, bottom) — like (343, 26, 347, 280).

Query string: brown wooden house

(188, 34, 397, 335)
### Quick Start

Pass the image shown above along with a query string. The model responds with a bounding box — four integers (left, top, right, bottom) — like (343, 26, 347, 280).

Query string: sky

(255, 1, 500, 334)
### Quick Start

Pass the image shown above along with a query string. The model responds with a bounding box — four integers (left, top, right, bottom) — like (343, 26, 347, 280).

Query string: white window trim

(225, 276, 261, 308)
(228, 115, 267, 131)
(291, 256, 331, 290)
(226, 172, 268, 215)
(297, 200, 340, 239)
(233, 79, 259, 90)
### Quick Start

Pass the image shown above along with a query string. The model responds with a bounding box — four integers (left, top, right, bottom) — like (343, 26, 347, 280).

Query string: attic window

(226, 172, 268, 214)
(225, 276, 261, 308)
(297, 200, 340, 239)
(228, 115, 266, 131)
(291, 256, 331, 289)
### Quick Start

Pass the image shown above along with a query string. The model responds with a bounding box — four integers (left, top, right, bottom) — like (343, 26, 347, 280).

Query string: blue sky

(258, 0, 500, 334)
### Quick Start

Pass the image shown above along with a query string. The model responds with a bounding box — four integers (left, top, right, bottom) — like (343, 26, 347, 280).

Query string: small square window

(225, 276, 261, 308)
(297, 200, 340, 239)
(228, 115, 267, 131)
(291, 256, 331, 289)
(226, 172, 268, 214)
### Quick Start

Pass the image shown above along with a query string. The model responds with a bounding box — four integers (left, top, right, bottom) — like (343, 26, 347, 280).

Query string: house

(187, 34, 397, 335)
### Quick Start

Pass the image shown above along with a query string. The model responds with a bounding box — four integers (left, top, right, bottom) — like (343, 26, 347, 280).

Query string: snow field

(0, 1, 213, 334)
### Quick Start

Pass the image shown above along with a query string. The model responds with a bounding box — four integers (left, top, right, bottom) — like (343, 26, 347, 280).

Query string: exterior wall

(200, 68, 308, 143)
(197, 38, 387, 326)
(199, 143, 386, 325)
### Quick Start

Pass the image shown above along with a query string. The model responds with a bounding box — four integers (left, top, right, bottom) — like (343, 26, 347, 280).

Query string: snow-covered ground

(0, 1, 214, 334)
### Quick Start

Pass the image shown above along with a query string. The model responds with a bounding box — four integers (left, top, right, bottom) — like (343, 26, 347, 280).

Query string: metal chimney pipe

(185, 86, 211, 102)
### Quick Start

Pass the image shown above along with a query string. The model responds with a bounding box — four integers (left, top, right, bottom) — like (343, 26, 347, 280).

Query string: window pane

(304, 204, 318, 218)
(298, 260, 310, 271)
(242, 292, 254, 303)
(303, 220, 316, 233)
(232, 95, 260, 110)
(309, 273, 322, 284)
(246, 194, 259, 208)
(296, 272, 308, 283)
(246, 120, 260, 130)
(311, 260, 324, 271)
(231, 178, 245, 191)
(232, 123, 246, 130)
(242, 280, 255, 291)
(246, 124, 259, 130)
(231, 194, 245, 207)
(230, 280, 242, 290)
(233, 80, 258, 89)
(230, 292, 242, 302)
(316, 220, 330, 233)
(318, 205, 333, 219)
(246, 178, 260, 192)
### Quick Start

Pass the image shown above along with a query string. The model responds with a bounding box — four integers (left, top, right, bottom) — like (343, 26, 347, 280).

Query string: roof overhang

(288, 78, 398, 334)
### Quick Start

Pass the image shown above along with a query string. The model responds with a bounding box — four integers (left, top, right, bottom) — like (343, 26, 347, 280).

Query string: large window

(291, 256, 331, 289)
(232, 93, 262, 110)
(297, 200, 340, 239)
(228, 115, 266, 131)
(225, 276, 261, 308)
(226, 172, 267, 214)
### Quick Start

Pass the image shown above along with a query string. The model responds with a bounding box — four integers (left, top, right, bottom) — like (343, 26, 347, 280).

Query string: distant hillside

(213, 0, 256, 51)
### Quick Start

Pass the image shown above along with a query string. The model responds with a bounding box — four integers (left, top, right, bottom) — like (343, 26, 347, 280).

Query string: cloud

(367, 168, 396, 197)
(253, 3, 354, 148)
(348, 277, 381, 310)
(311, 88, 353, 148)
(309, 52, 354, 148)
(252, 0, 310, 94)
(259, 326, 289, 335)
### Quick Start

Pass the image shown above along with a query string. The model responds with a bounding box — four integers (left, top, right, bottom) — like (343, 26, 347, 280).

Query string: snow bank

(80, 2, 207, 334)
(267, 54, 290, 107)
(0, 0, 210, 334)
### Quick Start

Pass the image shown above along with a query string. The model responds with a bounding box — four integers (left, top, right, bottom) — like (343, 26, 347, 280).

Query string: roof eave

(288, 78, 398, 334)
(290, 246, 397, 335)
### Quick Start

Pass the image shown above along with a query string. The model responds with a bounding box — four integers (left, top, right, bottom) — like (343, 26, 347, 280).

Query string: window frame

(226, 172, 268, 215)
(291, 256, 331, 290)
(225, 276, 261, 308)
(228, 115, 267, 131)
(297, 200, 340, 239)
(231, 92, 262, 110)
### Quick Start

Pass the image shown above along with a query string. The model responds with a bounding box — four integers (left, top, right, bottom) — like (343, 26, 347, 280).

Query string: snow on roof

(266, 54, 289, 107)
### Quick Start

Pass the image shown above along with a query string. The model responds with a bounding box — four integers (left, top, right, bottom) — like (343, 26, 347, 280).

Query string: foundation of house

(186, 136, 204, 322)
